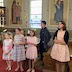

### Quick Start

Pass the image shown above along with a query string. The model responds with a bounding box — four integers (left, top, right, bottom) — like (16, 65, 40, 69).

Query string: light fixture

(0, 9, 4, 15)
(0, 23, 4, 27)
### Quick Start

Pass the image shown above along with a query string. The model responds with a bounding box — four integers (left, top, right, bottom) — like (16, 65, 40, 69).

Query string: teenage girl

(51, 21, 70, 72)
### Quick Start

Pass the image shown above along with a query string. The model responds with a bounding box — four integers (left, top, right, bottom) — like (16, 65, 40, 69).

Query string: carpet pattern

(0, 45, 56, 72)
(0, 46, 42, 72)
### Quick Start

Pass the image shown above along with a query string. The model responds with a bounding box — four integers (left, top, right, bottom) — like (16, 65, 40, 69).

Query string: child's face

(41, 23, 46, 28)
(15, 29, 20, 34)
(58, 1, 61, 4)
(30, 31, 34, 36)
(58, 22, 64, 29)
(21, 30, 24, 35)
(5, 34, 10, 39)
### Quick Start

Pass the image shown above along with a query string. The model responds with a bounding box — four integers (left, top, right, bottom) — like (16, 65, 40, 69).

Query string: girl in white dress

(2, 32, 13, 71)
(12, 28, 26, 72)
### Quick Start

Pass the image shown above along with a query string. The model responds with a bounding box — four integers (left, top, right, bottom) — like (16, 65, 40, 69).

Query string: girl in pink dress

(26, 30, 38, 72)
(51, 21, 70, 72)
(2, 32, 13, 71)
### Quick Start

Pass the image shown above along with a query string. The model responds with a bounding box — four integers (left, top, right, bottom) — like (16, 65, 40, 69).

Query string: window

(0, 0, 4, 7)
(30, 0, 42, 28)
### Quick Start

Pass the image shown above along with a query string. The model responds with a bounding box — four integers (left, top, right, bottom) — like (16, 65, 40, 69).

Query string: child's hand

(16, 42, 20, 45)
(14, 42, 19, 45)
(4, 50, 11, 55)
(27, 42, 32, 45)
(5, 52, 9, 55)
(4, 51, 8, 55)
(13, 42, 16, 45)
(27, 42, 37, 46)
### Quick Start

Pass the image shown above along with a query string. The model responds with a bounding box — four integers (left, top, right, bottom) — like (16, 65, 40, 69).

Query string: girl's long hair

(58, 21, 66, 30)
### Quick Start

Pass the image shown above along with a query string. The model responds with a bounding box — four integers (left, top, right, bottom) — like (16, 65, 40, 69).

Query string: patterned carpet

(35, 59, 56, 72)
(0, 46, 42, 72)
(0, 45, 56, 72)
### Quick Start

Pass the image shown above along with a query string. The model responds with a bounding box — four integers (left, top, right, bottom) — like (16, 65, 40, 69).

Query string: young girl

(12, 28, 26, 72)
(2, 32, 13, 71)
(21, 30, 25, 36)
(26, 30, 38, 72)
(51, 21, 70, 72)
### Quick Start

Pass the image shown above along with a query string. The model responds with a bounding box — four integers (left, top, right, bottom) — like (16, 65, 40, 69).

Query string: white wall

(4, 0, 30, 28)
(4, 0, 72, 30)
(68, 0, 72, 30)
(42, 0, 57, 30)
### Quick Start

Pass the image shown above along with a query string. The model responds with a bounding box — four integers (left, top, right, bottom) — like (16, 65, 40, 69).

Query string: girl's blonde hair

(21, 30, 24, 35)
(5, 32, 13, 39)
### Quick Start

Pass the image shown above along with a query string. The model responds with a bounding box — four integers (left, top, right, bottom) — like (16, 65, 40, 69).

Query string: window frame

(0, 0, 4, 7)
(29, 0, 42, 28)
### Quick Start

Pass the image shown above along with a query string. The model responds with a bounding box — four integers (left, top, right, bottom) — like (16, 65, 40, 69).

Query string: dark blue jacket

(40, 27, 51, 49)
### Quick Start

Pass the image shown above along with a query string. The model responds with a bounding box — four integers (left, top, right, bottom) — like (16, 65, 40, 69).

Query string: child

(21, 30, 25, 36)
(51, 21, 70, 72)
(25, 33, 30, 48)
(12, 28, 26, 72)
(26, 30, 38, 72)
(2, 32, 13, 71)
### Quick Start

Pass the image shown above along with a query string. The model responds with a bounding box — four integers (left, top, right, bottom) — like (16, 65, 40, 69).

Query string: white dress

(12, 34, 26, 62)
(51, 31, 70, 62)
(3, 39, 13, 60)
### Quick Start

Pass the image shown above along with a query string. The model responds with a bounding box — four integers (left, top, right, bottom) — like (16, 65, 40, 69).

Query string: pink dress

(51, 31, 70, 62)
(2, 39, 12, 60)
(26, 36, 38, 59)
